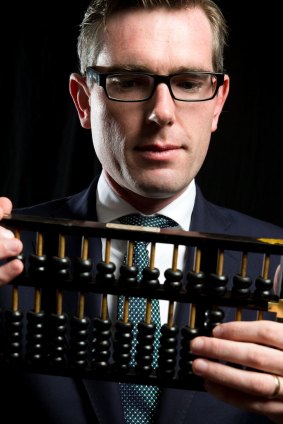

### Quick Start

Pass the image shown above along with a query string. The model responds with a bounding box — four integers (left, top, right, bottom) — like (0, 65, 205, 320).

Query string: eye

(172, 75, 205, 92)
(108, 75, 149, 91)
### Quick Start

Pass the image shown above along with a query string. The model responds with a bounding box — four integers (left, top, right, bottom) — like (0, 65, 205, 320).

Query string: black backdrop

(1, 1, 283, 227)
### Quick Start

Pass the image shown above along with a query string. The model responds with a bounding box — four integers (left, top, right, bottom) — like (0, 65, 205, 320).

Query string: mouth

(136, 143, 181, 161)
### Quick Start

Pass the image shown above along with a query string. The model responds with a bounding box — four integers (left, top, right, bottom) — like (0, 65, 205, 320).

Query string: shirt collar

(96, 171, 195, 230)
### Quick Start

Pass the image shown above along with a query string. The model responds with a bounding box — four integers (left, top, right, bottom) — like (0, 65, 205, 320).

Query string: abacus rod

(240, 251, 248, 277)
(216, 249, 224, 275)
(145, 242, 156, 323)
(34, 231, 43, 314)
(195, 247, 201, 273)
(145, 298, 151, 324)
(257, 310, 264, 320)
(235, 308, 242, 321)
(78, 294, 85, 320)
(262, 254, 270, 280)
(105, 239, 111, 264)
(82, 236, 88, 260)
(101, 294, 108, 321)
(57, 289, 63, 316)
(256, 254, 271, 321)
(189, 304, 196, 328)
(122, 241, 134, 323)
(56, 234, 65, 315)
(172, 244, 178, 271)
(12, 286, 19, 313)
(167, 302, 175, 328)
(166, 244, 179, 327)
(188, 246, 201, 328)
(34, 289, 41, 314)
(235, 251, 248, 319)
(12, 228, 20, 312)
(123, 297, 129, 323)
(149, 242, 156, 269)
(58, 234, 65, 259)
(77, 236, 89, 319)
(128, 241, 134, 266)
(212, 249, 225, 323)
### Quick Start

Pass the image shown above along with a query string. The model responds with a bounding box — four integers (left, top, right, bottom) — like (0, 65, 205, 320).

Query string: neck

(105, 173, 184, 214)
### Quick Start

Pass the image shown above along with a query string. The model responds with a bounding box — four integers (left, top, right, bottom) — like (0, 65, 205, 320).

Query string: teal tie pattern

(118, 213, 178, 424)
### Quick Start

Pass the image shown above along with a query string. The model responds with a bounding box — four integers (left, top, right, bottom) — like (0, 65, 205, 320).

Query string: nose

(146, 83, 176, 127)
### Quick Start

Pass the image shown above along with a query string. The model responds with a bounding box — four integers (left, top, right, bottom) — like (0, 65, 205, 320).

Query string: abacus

(1, 213, 283, 391)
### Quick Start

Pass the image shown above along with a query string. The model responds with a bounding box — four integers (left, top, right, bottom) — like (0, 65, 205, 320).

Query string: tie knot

(119, 213, 178, 229)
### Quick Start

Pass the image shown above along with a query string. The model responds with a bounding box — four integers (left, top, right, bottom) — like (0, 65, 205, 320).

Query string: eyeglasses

(85, 67, 225, 102)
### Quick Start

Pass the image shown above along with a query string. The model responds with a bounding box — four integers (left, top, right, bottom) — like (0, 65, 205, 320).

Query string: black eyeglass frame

(85, 67, 225, 103)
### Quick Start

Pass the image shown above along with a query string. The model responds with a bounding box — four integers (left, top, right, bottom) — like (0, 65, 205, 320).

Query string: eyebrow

(92, 65, 213, 74)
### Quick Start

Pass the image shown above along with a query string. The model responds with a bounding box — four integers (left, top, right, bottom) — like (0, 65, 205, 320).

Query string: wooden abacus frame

(1, 213, 283, 390)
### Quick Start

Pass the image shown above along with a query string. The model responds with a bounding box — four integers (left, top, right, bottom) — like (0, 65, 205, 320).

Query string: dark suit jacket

(1, 178, 283, 424)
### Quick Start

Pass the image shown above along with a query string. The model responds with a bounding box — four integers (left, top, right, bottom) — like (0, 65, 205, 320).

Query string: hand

(0, 197, 23, 285)
(191, 320, 283, 423)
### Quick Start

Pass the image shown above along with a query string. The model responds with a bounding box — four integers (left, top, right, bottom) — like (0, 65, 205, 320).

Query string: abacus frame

(0, 213, 283, 391)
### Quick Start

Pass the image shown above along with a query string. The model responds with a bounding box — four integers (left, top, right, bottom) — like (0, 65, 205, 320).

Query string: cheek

(90, 99, 125, 168)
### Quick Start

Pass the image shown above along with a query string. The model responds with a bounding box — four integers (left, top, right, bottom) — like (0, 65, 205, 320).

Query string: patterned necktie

(118, 213, 178, 424)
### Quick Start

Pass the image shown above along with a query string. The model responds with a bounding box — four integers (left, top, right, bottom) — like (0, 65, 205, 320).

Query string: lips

(136, 143, 181, 161)
(138, 144, 179, 152)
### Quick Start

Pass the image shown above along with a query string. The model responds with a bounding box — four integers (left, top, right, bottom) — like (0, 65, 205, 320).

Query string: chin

(135, 183, 178, 199)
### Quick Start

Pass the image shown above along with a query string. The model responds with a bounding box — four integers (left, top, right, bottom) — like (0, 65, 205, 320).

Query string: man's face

(88, 7, 228, 199)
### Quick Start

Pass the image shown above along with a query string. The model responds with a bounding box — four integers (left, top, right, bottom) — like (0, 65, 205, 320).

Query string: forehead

(96, 7, 214, 72)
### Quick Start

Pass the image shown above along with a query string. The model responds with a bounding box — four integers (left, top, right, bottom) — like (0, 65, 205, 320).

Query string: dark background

(1, 1, 283, 227)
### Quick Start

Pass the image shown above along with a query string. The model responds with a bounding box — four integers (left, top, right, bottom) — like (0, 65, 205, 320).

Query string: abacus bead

(208, 273, 228, 296)
(204, 308, 224, 334)
(254, 276, 273, 299)
(186, 270, 206, 294)
(140, 267, 160, 290)
(181, 325, 199, 340)
(96, 261, 116, 285)
(232, 274, 252, 298)
(26, 310, 46, 364)
(50, 256, 71, 281)
(73, 257, 93, 282)
(119, 264, 138, 287)
(28, 254, 48, 279)
(164, 268, 183, 292)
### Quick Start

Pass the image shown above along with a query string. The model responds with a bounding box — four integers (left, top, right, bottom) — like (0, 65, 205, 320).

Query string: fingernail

(193, 359, 208, 376)
(191, 338, 204, 352)
(2, 229, 15, 239)
(212, 325, 222, 336)
(6, 239, 22, 255)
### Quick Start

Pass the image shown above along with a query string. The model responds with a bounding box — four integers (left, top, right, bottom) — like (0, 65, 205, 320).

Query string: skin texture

(69, 7, 229, 213)
(0, 197, 23, 285)
(1, 5, 283, 423)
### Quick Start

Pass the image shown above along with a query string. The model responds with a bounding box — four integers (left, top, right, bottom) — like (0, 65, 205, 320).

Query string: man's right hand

(0, 197, 23, 286)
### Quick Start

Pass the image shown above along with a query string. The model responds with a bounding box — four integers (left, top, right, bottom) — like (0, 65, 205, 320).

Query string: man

(0, 1, 283, 423)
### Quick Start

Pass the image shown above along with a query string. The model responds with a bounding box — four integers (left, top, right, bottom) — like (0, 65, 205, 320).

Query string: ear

(69, 73, 91, 129)
(211, 74, 230, 133)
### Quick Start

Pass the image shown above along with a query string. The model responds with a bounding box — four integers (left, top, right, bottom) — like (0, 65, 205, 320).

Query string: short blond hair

(78, 0, 228, 74)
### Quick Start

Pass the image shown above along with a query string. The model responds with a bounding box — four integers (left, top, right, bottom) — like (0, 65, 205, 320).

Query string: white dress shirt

(96, 171, 196, 324)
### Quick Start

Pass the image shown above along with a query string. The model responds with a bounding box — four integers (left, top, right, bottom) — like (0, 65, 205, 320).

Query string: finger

(0, 226, 17, 239)
(192, 358, 283, 399)
(190, 336, 283, 375)
(0, 197, 13, 218)
(212, 321, 283, 350)
(0, 238, 23, 260)
(0, 258, 24, 286)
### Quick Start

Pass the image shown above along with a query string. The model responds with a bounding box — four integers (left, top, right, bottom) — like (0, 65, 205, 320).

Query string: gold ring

(270, 375, 281, 399)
